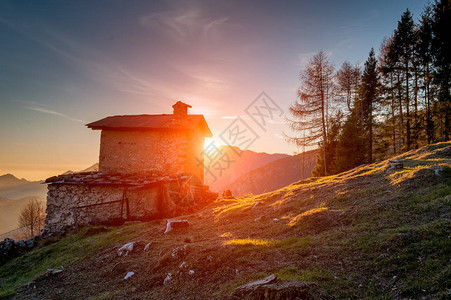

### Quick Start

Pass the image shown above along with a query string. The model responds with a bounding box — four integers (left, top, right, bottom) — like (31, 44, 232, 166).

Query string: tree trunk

(405, 61, 411, 150)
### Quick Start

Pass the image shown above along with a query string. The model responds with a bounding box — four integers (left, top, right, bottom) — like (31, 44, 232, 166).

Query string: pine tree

(359, 48, 380, 164)
(392, 9, 416, 150)
(417, 7, 435, 143)
(332, 109, 365, 173)
(431, 0, 451, 141)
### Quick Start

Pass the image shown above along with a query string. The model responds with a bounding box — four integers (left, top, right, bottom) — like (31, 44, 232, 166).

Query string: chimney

(172, 101, 192, 119)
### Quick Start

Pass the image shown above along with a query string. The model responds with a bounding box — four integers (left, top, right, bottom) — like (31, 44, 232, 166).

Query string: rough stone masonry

(44, 101, 216, 231)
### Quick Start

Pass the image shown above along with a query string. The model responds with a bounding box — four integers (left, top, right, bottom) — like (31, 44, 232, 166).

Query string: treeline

(287, 0, 450, 176)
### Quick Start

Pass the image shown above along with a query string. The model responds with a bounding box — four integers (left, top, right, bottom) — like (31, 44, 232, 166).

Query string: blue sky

(0, 0, 430, 180)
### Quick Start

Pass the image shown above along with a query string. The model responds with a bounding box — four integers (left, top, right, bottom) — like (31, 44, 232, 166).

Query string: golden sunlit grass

(288, 206, 328, 227)
(213, 196, 259, 219)
(223, 238, 275, 247)
(219, 232, 233, 238)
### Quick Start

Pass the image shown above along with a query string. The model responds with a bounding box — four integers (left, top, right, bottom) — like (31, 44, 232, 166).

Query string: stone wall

(45, 184, 160, 231)
(99, 130, 205, 183)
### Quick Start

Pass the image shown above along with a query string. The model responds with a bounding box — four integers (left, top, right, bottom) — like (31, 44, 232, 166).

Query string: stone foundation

(45, 184, 161, 231)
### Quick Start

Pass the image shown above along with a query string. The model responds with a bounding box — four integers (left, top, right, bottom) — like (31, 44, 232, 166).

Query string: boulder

(16, 240, 26, 248)
(26, 237, 35, 248)
(164, 219, 190, 234)
(221, 189, 234, 199)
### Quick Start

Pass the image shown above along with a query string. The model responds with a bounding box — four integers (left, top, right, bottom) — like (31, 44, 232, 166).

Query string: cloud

(139, 7, 231, 42)
(25, 106, 86, 123)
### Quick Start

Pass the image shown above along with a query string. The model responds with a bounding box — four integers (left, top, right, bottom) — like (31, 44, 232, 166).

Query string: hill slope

(1, 142, 450, 299)
(206, 146, 289, 193)
(225, 149, 318, 196)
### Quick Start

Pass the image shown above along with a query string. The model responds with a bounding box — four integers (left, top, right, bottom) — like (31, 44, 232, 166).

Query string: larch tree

(336, 61, 360, 113)
(286, 51, 335, 176)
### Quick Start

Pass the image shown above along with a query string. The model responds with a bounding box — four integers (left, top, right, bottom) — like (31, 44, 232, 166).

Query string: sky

(0, 0, 430, 180)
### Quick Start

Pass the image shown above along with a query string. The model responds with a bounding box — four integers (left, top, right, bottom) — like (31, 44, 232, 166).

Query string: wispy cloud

(139, 7, 233, 42)
(25, 106, 86, 123)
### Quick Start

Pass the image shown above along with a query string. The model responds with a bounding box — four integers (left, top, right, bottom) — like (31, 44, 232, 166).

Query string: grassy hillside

(0, 142, 450, 299)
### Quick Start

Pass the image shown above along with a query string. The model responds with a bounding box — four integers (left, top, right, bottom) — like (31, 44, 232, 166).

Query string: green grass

(277, 267, 331, 282)
(0, 224, 146, 298)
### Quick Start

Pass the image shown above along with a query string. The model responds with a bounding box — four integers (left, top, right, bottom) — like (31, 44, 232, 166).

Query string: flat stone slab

(230, 274, 314, 300)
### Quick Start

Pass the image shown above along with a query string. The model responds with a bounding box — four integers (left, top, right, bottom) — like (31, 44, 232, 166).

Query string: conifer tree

(359, 48, 380, 164)
(286, 51, 335, 176)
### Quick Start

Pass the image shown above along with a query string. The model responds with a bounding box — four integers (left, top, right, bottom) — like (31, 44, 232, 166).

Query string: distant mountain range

(205, 146, 289, 192)
(205, 146, 318, 196)
(0, 174, 47, 200)
(0, 164, 99, 235)
(224, 149, 318, 196)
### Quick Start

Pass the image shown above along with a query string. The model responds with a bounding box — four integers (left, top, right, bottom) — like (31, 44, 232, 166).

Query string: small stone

(163, 273, 172, 285)
(124, 272, 134, 280)
(46, 269, 63, 275)
(171, 245, 187, 259)
(144, 242, 152, 252)
(118, 242, 135, 256)
(252, 201, 260, 209)
(179, 261, 188, 269)
(188, 270, 195, 275)
(207, 255, 213, 262)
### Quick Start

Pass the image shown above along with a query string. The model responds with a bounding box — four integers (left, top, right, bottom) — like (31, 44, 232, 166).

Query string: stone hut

(44, 102, 216, 231)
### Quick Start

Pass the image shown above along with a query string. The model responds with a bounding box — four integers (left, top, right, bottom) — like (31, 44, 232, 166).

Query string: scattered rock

(118, 242, 135, 256)
(254, 216, 263, 222)
(16, 240, 26, 248)
(171, 245, 188, 259)
(431, 165, 443, 176)
(124, 271, 134, 280)
(221, 189, 234, 199)
(163, 273, 173, 285)
(188, 270, 195, 275)
(4, 238, 15, 250)
(273, 218, 279, 221)
(207, 255, 213, 262)
(25, 237, 35, 248)
(230, 274, 314, 299)
(164, 219, 190, 234)
(388, 159, 405, 171)
(144, 242, 152, 252)
(179, 261, 188, 269)
(252, 201, 260, 209)
(46, 266, 64, 275)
